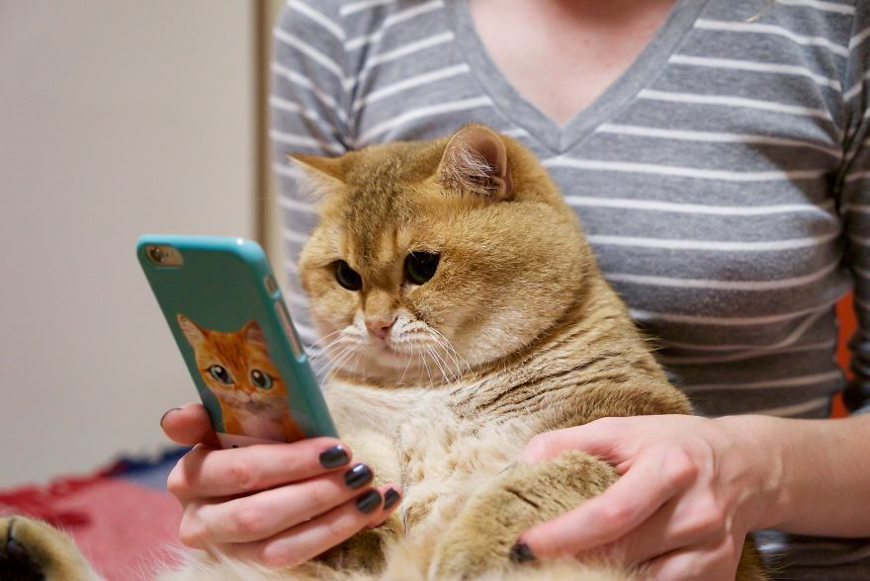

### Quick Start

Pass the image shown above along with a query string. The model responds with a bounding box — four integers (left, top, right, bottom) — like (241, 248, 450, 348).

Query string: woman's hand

(160, 403, 402, 567)
(516, 415, 780, 581)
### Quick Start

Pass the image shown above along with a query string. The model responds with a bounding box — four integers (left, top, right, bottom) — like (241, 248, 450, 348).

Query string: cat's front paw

(316, 510, 401, 574)
(0, 515, 100, 581)
(429, 450, 617, 580)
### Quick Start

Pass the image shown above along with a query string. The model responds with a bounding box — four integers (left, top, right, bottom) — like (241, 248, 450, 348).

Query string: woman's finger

(226, 487, 387, 568)
(520, 446, 697, 559)
(161, 403, 219, 447)
(167, 438, 351, 500)
(367, 486, 402, 528)
(601, 495, 716, 566)
(521, 418, 632, 465)
(196, 463, 376, 544)
(640, 533, 742, 581)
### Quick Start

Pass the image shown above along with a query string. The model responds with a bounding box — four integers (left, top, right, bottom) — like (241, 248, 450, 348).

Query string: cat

(177, 314, 305, 443)
(0, 125, 766, 581)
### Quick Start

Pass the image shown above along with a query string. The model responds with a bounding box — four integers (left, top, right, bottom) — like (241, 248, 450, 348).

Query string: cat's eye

(208, 364, 233, 385)
(334, 260, 362, 291)
(405, 252, 440, 285)
(251, 369, 273, 390)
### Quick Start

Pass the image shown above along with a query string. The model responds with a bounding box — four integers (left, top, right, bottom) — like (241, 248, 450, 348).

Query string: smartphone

(137, 234, 337, 448)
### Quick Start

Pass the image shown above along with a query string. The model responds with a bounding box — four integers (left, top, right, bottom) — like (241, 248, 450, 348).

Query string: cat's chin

(334, 344, 451, 387)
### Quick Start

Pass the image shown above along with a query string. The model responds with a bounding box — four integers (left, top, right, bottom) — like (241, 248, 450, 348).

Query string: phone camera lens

(149, 246, 165, 263)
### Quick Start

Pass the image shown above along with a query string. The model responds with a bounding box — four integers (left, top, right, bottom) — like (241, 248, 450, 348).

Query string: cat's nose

(365, 317, 396, 340)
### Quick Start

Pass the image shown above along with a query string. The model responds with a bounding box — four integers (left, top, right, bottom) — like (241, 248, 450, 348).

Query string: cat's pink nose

(365, 317, 395, 340)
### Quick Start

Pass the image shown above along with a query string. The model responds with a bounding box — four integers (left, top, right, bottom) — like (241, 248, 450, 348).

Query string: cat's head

(294, 124, 595, 386)
(177, 315, 287, 406)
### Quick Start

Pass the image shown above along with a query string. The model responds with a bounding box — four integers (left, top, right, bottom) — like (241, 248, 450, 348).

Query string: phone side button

(264, 275, 279, 297)
(275, 300, 304, 360)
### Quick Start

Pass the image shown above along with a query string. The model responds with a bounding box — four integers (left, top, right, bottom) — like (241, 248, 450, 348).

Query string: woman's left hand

(516, 414, 779, 581)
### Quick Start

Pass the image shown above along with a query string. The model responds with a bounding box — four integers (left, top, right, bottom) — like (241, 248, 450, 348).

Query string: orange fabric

(833, 293, 856, 418)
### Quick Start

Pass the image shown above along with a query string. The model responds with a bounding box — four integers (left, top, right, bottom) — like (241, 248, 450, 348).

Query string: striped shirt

(270, 0, 870, 574)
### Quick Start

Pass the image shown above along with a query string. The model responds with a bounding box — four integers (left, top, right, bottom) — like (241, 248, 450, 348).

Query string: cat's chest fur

(324, 379, 536, 532)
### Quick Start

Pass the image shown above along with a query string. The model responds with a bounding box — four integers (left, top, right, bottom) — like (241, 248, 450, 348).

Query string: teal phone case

(137, 234, 337, 442)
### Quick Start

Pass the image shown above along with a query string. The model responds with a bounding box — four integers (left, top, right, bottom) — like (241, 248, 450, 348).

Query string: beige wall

(263, 0, 290, 279)
(0, 1, 255, 486)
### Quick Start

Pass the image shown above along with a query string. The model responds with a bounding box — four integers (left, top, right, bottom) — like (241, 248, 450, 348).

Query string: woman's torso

(275, 0, 861, 419)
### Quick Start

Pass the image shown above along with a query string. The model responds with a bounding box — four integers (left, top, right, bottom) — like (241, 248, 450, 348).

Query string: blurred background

(0, 0, 286, 488)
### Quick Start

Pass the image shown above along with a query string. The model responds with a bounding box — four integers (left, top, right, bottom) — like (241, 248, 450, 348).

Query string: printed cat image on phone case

(177, 315, 305, 442)
(137, 235, 337, 448)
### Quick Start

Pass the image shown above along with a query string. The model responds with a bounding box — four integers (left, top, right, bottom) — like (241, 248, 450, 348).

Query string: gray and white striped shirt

(270, 0, 870, 573)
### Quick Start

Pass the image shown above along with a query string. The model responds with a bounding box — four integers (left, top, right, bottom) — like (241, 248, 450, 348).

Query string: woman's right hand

(160, 403, 402, 567)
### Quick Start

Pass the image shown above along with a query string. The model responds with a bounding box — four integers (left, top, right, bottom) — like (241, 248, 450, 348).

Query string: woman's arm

(727, 413, 870, 537)
(516, 413, 870, 579)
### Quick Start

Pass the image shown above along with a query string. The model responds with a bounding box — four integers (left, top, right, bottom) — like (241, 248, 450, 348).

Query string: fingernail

(319, 445, 349, 469)
(356, 489, 382, 514)
(160, 407, 182, 428)
(509, 542, 536, 564)
(383, 488, 401, 510)
(344, 463, 373, 489)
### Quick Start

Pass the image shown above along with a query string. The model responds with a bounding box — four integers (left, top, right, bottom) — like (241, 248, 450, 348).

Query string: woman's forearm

(716, 413, 870, 537)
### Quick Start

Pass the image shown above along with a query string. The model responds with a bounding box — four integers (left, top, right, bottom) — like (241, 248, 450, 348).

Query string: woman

(161, 0, 870, 578)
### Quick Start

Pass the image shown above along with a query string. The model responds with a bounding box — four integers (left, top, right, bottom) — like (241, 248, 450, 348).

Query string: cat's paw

(428, 450, 617, 580)
(0, 515, 100, 581)
(316, 512, 400, 574)
(317, 529, 385, 573)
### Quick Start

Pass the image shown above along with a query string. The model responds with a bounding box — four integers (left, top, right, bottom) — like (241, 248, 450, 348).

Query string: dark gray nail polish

(509, 543, 536, 564)
(383, 488, 401, 510)
(160, 407, 182, 428)
(344, 464, 373, 489)
(319, 445, 349, 469)
(356, 489, 382, 514)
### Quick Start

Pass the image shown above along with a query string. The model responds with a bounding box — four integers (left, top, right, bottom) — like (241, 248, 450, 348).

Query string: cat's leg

(428, 449, 618, 580)
(428, 451, 769, 581)
(0, 515, 102, 581)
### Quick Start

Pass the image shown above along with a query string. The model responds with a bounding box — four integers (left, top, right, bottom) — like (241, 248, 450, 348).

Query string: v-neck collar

(447, 0, 711, 154)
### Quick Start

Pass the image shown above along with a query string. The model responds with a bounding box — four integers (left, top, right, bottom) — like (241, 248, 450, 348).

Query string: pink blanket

(1, 467, 183, 580)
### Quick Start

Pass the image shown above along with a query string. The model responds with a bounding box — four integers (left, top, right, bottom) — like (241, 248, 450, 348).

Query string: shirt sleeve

(269, 0, 351, 352)
(839, 4, 870, 414)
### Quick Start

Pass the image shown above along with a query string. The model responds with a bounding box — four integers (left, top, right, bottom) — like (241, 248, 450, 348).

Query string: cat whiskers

(322, 345, 358, 383)
(313, 334, 362, 383)
(427, 329, 471, 380)
(419, 351, 433, 389)
(310, 335, 349, 371)
(307, 328, 344, 352)
(398, 348, 415, 386)
(424, 343, 456, 388)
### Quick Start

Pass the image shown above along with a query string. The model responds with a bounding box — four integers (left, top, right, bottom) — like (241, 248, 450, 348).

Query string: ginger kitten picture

(0, 125, 767, 581)
(177, 314, 305, 443)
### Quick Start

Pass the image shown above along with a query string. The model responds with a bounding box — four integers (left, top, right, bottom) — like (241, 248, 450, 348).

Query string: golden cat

(177, 315, 305, 443)
(0, 125, 766, 581)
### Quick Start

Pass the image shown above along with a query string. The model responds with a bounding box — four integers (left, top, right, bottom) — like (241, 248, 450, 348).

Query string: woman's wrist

(711, 414, 790, 532)
(714, 413, 870, 537)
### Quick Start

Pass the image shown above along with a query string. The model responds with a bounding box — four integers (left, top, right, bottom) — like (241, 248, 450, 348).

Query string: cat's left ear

(242, 320, 267, 350)
(177, 314, 207, 348)
(438, 124, 512, 200)
(287, 154, 346, 199)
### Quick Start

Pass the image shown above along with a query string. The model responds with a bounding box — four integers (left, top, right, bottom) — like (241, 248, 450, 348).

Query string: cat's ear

(242, 320, 267, 350)
(177, 314, 207, 347)
(287, 154, 346, 199)
(438, 124, 512, 200)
